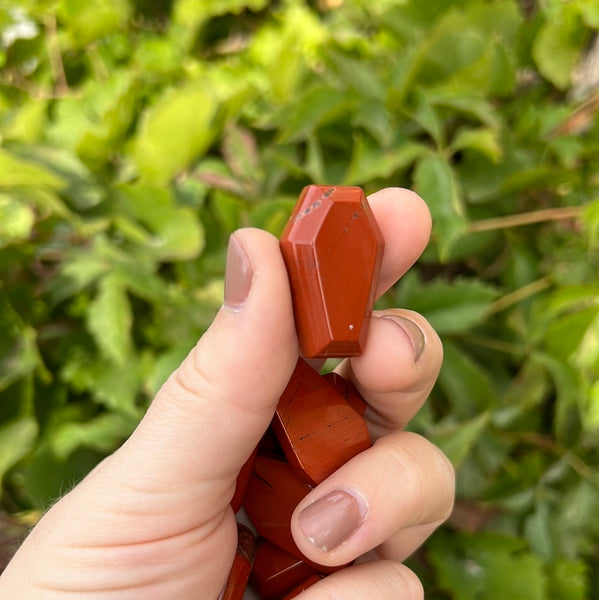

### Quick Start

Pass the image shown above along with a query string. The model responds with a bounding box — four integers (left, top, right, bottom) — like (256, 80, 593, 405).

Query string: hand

(0, 188, 454, 600)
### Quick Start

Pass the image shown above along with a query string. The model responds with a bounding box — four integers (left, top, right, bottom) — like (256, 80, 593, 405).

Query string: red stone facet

(243, 456, 311, 559)
(323, 372, 367, 416)
(242, 455, 345, 574)
(281, 574, 323, 599)
(273, 359, 371, 485)
(250, 540, 318, 600)
(221, 524, 256, 600)
(280, 185, 384, 358)
(231, 447, 257, 513)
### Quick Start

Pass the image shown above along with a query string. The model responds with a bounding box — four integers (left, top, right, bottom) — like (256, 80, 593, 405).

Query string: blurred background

(0, 0, 598, 597)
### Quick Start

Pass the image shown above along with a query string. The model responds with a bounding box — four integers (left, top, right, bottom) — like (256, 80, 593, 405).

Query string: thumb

(106, 228, 299, 512)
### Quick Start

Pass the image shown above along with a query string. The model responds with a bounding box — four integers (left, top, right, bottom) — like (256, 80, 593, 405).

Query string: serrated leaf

(409, 88, 445, 148)
(398, 274, 499, 335)
(86, 273, 132, 367)
(271, 86, 350, 144)
(60, 350, 143, 416)
(413, 155, 468, 261)
(50, 413, 137, 460)
(438, 341, 499, 418)
(0, 418, 38, 482)
(344, 135, 428, 184)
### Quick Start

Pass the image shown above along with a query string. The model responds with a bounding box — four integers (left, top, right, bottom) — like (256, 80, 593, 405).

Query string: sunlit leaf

(86, 273, 132, 367)
(133, 83, 220, 185)
(0, 418, 38, 482)
(413, 154, 468, 261)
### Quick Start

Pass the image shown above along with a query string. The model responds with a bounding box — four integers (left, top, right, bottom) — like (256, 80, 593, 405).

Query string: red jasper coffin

(272, 358, 371, 486)
(243, 455, 343, 574)
(250, 540, 318, 600)
(281, 574, 323, 599)
(323, 372, 367, 416)
(280, 185, 384, 358)
(221, 524, 256, 600)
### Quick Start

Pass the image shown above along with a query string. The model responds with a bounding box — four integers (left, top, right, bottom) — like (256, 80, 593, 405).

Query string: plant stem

(486, 277, 552, 315)
(468, 206, 585, 233)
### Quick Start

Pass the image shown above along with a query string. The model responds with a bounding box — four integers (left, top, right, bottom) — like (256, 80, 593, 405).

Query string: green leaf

(0, 195, 35, 247)
(133, 83, 220, 185)
(270, 86, 350, 144)
(429, 531, 546, 600)
(532, 9, 588, 90)
(118, 184, 205, 260)
(450, 127, 503, 162)
(409, 88, 445, 148)
(344, 135, 428, 185)
(431, 411, 491, 467)
(86, 273, 132, 367)
(50, 413, 137, 460)
(0, 299, 39, 392)
(438, 341, 499, 418)
(249, 197, 296, 237)
(536, 353, 582, 446)
(578, 0, 599, 28)
(60, 350, 143, 416)
(398, 274, 499, 335)
(0, 418, 38, 482)
(583, 199, 599, 248)
(413, 154, 468, 261)
(546, 559, 588, 600)
(0, 148, 65, 190)
(58, 0, 131, 47)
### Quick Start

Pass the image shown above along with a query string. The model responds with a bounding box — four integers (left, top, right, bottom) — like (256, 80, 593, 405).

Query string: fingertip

(366, 188, 432, 297)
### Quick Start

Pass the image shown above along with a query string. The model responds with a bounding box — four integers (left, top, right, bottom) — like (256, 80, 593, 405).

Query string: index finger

(367, 187, 432, 298)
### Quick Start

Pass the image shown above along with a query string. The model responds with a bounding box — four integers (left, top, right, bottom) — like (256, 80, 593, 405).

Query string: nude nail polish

(224, 234, 253, 311)
(298, 488, 367, 552)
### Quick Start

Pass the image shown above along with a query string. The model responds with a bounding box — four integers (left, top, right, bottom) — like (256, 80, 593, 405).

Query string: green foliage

(0, 0, 598, 595)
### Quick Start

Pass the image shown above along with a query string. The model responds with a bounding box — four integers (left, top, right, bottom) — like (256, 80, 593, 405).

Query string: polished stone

(280, 185, 384, 358)
(273, 359, 371, 485)
(250, 540, 317, 600)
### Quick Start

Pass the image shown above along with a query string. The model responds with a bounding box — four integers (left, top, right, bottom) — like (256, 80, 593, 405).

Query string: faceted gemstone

(230, 447, 257, 513)
(243, 456, 311, 561)
(250, 540, 318, 600)
(323, 372, 367, 416)
(281, 574, 323, 599)
(221, 524, 256, 600)
(280, 185, 384, 358)
(272, 359, 371, 486)
(242, 455, 345, 574)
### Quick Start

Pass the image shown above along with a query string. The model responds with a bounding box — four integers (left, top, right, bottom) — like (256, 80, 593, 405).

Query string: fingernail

(378, 314, 426, 361)
(224, 234, 253, 311)
(298, 488, 367, 552)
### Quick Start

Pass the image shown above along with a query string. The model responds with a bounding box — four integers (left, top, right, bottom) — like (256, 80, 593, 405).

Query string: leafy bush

(1, 0, 598, 597)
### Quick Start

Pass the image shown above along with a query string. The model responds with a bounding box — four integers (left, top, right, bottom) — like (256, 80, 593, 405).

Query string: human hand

(0, 187, 453, 599)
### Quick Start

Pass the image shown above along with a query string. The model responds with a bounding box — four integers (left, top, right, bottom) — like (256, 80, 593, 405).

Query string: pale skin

(0, 187, 454, 599)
